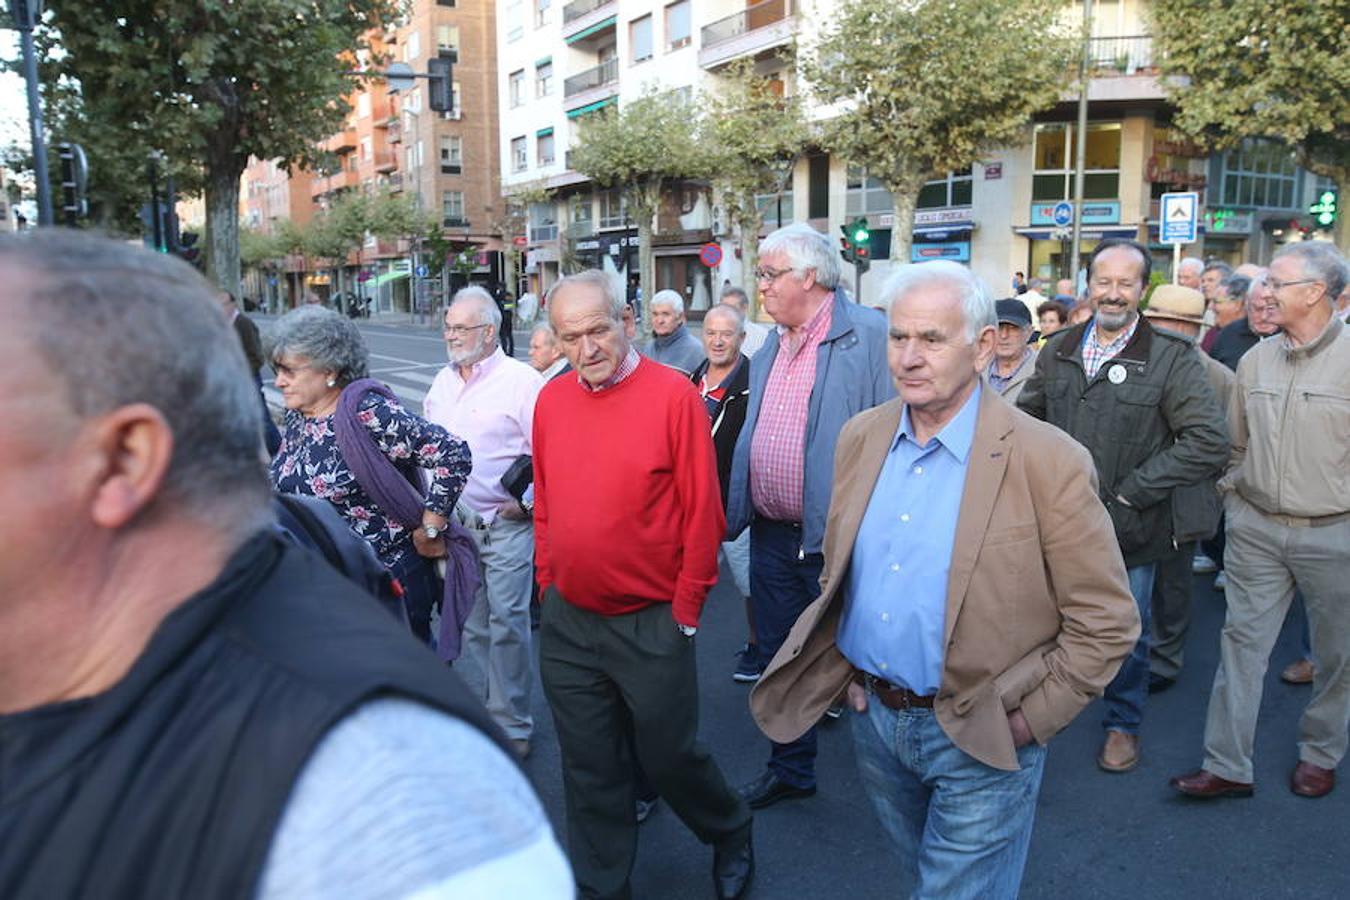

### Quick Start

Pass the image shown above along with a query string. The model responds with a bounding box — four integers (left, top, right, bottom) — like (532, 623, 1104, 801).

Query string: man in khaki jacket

(1173, 241, 1350, 801)
(750, 261, 1138, 899)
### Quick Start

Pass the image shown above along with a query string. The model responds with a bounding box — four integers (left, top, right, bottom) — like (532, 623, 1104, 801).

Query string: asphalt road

(259, 317, 1350, 899)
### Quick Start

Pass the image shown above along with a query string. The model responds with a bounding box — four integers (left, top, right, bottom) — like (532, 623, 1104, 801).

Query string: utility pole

(1068, 0, 1093, 287)
(11, 0, 53, 226)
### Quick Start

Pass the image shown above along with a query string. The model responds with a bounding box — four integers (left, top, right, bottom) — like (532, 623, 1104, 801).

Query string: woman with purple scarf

(268, 306, 473, 649)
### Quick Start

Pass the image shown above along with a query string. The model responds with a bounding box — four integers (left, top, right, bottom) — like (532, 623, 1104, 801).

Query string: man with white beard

(424, 286, 545, 757)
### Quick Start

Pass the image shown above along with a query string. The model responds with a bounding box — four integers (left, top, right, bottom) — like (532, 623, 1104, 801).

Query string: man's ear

(82, 404, 176, 529)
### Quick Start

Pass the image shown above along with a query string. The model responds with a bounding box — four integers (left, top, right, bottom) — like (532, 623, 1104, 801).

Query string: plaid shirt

(749, 296, 834, 522)
(581, 348, 640, 392)
(1081, 317, 1139, 380)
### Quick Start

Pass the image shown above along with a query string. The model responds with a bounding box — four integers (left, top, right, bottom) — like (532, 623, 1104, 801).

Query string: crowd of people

(2, 223, 1346, 900)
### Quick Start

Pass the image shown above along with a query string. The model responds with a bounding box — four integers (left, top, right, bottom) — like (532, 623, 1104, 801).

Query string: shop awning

(566, 96, 617, 118)
(1014, 226, 1140, 241)
(370, 270, 410, 287)
(565, 16, 616, 44)
(913, 225, 973, 239)
(537, 126, 555, 137)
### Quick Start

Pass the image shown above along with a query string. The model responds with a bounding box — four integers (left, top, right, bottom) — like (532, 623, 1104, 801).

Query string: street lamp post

(11, 0, 53, 227)
(1068, 0, 1093, 287)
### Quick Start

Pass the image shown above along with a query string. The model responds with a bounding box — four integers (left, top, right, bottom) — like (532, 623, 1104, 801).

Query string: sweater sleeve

(670, 383, 727, 626)
(532, 391, 554, 593)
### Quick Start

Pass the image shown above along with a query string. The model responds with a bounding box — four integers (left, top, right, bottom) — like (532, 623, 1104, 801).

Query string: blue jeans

(750, 519, 825, 788)
(851, 703, 1047, 900)
(1102, 563, 1156, 733)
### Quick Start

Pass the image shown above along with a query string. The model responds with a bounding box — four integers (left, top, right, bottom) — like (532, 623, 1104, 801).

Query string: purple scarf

(333, 378, 480, 661)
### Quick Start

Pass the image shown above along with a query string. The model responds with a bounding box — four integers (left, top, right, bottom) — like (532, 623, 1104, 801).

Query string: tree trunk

(734, 202, 765, 320)
(886, 173, 927, 275)
(204, 157, 244, 298)
(631, 180, 662, 341)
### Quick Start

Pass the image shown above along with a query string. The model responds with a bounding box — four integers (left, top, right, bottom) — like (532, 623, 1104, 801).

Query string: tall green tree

(569, 89, 711, 335)
(703, 57, 811, 314)
(1150, 0, 1350, 251)
(305, 191, 374, 313)
(39, 0, 396, 295)
(804, 0, 1074, 264)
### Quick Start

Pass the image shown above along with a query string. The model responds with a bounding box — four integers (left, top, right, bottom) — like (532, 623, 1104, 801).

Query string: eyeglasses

(1266, 278, 1318, 293)
(443, 323, 490, 337)
(754, 266, 795, 284)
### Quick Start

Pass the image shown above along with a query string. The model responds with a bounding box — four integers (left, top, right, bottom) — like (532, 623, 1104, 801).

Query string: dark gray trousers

(1151, 540, 1196, 680)
(539, 591, 751, 900)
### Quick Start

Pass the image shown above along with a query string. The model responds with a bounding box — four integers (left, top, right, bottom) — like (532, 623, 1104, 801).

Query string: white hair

(1275, 241, 1348, 301)
(879, 261, 996, 343)
(703, 303, 745, 334)
(1178, 257, 1205, 276)
(649, 289, 685, 315)
(450, 285, 502, 330)
(759, 223, 842, 290)
(545, 269, 626, 323)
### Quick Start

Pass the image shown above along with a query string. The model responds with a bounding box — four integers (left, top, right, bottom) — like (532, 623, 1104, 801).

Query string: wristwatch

(422, 524, 442, 539)
(520, 498, 534, 515)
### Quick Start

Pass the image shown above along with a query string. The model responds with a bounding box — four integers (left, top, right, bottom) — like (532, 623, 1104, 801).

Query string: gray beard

(1096, 306, 1137, 333)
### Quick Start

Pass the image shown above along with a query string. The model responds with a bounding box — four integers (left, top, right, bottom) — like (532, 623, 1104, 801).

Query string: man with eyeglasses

(1018, 238, 1229, 775)
(1172, 241, 1350, 801)
(425, 285, 545, 757)
(725, 223, 891, 809)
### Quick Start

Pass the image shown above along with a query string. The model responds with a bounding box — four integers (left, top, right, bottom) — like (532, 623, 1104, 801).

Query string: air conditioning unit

(710, 205, 726, 237)
(441, 110, 463, 121)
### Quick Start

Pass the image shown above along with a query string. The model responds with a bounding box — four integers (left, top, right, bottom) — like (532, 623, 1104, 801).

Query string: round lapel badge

(1107, 364, 1127, 384)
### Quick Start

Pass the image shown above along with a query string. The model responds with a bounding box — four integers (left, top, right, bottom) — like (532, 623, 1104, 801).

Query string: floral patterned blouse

(270, 393, 471, 570)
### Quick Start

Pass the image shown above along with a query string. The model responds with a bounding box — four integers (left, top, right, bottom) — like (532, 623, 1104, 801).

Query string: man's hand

(497, 499, 530, 522)
(412, 513, 449, 559)
(847, 680, 868, 713)
(1008, 709, 1035, 748)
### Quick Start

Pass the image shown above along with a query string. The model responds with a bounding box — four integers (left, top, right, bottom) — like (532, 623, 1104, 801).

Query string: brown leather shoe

(1098, 731, 1139, 773)
(1170, 769, 1254, 798)
(1280, 658, 1315, 685)
(1290, 761, 1335, 798)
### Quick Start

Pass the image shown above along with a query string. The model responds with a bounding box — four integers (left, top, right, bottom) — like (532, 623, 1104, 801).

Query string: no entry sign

(699, 242, 723, 267)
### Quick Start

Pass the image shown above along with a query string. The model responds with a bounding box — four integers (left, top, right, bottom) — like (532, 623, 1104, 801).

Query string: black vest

(0, 534, 511, 899)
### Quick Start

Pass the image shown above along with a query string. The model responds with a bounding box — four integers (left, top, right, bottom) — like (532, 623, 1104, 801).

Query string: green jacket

(1017, 318, 1230, 566)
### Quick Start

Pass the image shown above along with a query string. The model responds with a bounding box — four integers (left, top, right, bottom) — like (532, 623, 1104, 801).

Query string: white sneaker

(1192, 554, 1218, 574)
(1213, 572, 1227, 590)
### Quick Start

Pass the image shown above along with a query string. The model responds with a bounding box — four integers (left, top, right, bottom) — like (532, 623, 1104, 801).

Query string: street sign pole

(1068, 0, 1093, 286)
(12, 0, 53, 226)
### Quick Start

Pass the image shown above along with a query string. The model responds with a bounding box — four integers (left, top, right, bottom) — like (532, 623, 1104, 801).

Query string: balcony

(388, 172, 404, 193)
(562, 0, 616, 45)
(324, 126, 358, 154)
(373, 150, 397, 173)
(387, 118, 402, 143)
(564, 58, 620, 111)
(700, 0, 796, 69)
(1076, 34, 1166, 102)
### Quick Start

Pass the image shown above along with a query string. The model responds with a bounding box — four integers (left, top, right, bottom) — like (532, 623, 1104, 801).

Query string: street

(261, 317, 1350, 900)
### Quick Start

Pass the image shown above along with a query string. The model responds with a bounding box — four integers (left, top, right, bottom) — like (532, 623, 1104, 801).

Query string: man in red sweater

(534, 270, 754, 900)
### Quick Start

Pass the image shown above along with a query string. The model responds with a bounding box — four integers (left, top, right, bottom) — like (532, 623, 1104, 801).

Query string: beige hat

(1144, 284, 1206, 325)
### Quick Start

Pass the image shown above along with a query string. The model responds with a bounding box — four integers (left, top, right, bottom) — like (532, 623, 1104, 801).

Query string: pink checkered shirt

(1082, 317, 1139, 380)
(749, 295, 834, 522)
(582, 347, 640, 392)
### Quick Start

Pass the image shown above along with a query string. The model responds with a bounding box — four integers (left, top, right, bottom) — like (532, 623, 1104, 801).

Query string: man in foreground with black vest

(0, 231, 571, 900)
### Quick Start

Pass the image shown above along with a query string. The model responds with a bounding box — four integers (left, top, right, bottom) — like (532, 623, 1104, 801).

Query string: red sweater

(533, 358, 726, 626)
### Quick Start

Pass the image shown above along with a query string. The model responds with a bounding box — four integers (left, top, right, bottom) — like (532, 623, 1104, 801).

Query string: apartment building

(240, 158, 315, 308)
(498, 0, 1337, 305)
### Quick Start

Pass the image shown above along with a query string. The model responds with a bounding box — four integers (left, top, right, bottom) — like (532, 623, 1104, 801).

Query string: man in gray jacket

(1018, 239, 1229, 774)
(640, 289, 705, 374)
(726, 223, 892, 808)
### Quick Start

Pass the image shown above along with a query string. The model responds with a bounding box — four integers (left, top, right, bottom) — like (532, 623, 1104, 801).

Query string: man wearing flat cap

(984, 299, 1039, 405)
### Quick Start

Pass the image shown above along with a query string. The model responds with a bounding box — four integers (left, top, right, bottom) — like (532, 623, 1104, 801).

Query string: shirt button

(880, 612, 890, 622)
(900, 514, 910, 522)
(913, 466, 924, 475)
(890, 563, 900, 572)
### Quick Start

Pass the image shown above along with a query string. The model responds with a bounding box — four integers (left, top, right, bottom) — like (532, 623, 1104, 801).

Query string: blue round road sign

(699, 243, 723, 267)
(1052, 201, 1074, 227)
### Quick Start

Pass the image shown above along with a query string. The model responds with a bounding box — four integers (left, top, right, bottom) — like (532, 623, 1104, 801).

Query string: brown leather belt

(853, 670, 935, 710)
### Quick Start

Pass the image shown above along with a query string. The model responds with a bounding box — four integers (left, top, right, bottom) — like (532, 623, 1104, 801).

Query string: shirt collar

(987, 347, 1033, 379)
(894, 381, 981, 463)
(453, 346, 505, 385)
(1084, 315, 1139, 352)
(581, 347, 640, 392)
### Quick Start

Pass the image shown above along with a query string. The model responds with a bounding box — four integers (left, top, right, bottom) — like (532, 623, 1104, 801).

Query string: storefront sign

(1203, 209, 1253, 234)
(1030, 201, 1120, 226)
(914, 207, 974, 226)
(984, 162, 1003, 180)
(911, 241, 970, 263)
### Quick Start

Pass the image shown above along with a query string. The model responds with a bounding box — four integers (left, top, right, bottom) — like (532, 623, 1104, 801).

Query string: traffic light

(428, 54, 454, 113)
(844, 217, 871, 273)
(176, 231, 201, 268)
(58, 143, 88, 228)
(1310, 190, 1337, 227)
(839, 224, 855, 264)
(850, 217, 871, 249)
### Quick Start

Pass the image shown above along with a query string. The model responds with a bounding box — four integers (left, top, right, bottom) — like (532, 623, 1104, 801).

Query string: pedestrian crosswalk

(262, 360, 438, 415)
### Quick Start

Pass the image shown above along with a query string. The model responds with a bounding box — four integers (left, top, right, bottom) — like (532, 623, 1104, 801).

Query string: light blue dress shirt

(838, 384, 981, 695)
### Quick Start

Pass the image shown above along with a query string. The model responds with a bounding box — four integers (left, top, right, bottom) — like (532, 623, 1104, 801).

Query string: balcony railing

(1086, 35, 1155, 74)
(388, 172, 404, 193)
(373, 150, 397, 173)
(387, 119, 402, 143)
(563, 0, 610, 25)
(564, 58, 619, 99)
(702, 0, 795, 49)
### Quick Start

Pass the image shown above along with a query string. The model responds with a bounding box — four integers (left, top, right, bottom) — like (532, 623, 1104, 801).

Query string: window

(536, 0, 550, 27)
(537, 132, 555, 166)
(440, 135, 462, 174)
(356, 93, 371, 118)
(916, 169, 973, 209)
(404, 31, 421, 61)
(599, 189, 627, 228)
(436, 25, 459, 54)
(506, 0, 524, 41)
(755, 191, 794, 227)
(529, 202, 558, 242)
(511, 136, 528, 172)
(436, 0, 456, 6)
(569, 194, 594, 236)
(845, 167, 894, 216)
(442, 190, 466, 226)
(405, 145, 417, 175)
(1213, 138, 1299, 210)
(535, 59, 553, 97)
(509, 69, 525, 108)
(665, 1, 691, 51)
(630, 15, 652, 64)
(1032, 122, 1121, 201)
(359, 137, 372, 161)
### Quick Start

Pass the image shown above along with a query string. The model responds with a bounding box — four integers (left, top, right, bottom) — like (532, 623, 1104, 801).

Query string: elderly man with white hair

(640, 288, 706, 374)
(726, 222, 892, 809)
(529, 322, 569, 380)
(1177, 256, 1205, 290)
(424, 285, 545, 756)
(751, 261, 1137, 899)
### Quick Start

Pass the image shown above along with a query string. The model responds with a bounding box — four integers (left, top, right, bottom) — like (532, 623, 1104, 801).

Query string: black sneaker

(733, 644, 761, 683)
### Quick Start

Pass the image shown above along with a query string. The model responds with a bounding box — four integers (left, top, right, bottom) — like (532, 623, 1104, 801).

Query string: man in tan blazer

(750, 261, 1139, 899)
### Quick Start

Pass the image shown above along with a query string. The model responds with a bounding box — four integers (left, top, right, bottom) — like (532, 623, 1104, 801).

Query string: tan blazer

(750, 388, 1139, 771)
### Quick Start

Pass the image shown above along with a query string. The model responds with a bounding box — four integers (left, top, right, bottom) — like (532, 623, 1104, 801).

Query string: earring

(326, 379, 337, 388)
